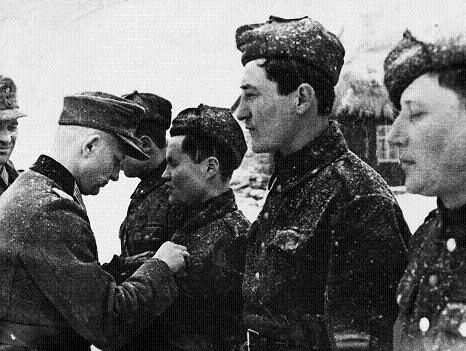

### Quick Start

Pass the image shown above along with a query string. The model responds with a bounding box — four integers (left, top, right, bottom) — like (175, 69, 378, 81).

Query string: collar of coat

(30, 155, 78, 200)
(171, 188, 238, 238)
(269, 120, 348, 192)
(437, 198, 466, 227)
(131, 160, 167, 199)
(0, 160, 19, 188)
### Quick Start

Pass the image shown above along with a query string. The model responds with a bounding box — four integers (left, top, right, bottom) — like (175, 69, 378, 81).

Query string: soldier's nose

(110, 168, 120, 181)
(236, 98, 252, 122)
(161, 167, 170, 181)
(0, 127, 11, 143)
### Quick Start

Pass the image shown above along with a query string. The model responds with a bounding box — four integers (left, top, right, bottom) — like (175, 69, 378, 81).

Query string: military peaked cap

(122, 91, 172, 130)
(170, 104, 247, 170)
(236, 16, 345, 86)
(0, 76, 27, 120)
(59, 91, 149, 160)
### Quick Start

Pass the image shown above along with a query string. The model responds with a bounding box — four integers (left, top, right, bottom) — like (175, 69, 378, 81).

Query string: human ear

(81, 134, 101, 158)
(296, 83, 315, 114)
(205, 156, 219, 179)
(139, 135, 154, 153)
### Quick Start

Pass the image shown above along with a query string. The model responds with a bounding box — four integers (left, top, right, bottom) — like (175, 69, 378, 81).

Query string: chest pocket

(269, 227, 315, 254)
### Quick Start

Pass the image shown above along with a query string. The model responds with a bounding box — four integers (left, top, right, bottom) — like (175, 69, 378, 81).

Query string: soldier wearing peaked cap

(385, 27, 466, 351)
(0, 91, 189, 351)
(0, 76, 27, 196)
(118, 91, 174, 259)
(235, 16, 411, 350)
(120, 104, 250, 351)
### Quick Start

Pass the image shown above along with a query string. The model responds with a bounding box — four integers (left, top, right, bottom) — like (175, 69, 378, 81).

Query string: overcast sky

(0, 0, 463, 261)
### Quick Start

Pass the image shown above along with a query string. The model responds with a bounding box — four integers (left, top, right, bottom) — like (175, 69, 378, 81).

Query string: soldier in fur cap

(0, 92, 189, 351)
(235, 16, 411, 350)
(385, 27, 466, 351)
(0, 76, 27, 196)
(123, 104, 250, 351)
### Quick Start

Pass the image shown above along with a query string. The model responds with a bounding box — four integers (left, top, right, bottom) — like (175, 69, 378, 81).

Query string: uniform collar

(31, 155, 79, 200)
(270, 120, 348, 191)
(0, 165, 8, 185)
(171, 189, 237, 236)
(438, 198, 466, 227)
(0, 160, 19, 186)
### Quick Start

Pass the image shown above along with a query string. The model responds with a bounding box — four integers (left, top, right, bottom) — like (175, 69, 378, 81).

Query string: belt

(0, 321, 89, 351)
(246, 329, 296, 351)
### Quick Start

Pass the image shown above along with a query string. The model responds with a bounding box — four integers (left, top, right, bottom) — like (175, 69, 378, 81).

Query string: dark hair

(438, 68, 466, 106)
(259, 58, 336, 115)
(136, 120, 167, 149)
(181, 133, 235, 182)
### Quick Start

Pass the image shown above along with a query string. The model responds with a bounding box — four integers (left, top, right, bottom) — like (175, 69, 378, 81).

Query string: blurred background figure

(0, 76, 27, 196)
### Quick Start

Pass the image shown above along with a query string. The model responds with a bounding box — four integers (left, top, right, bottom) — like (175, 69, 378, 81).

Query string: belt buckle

(246, 328, 259, 351)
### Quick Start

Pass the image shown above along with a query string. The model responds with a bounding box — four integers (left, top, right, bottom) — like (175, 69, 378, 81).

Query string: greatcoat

(0, 155, 178, 351)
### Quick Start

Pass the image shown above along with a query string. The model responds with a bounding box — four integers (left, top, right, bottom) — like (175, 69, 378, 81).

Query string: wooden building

(334, 71, 405, 186)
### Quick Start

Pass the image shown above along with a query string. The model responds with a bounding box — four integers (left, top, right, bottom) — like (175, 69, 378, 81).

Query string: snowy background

(1, 0, 458, 281)
(2, 1, 459, 349)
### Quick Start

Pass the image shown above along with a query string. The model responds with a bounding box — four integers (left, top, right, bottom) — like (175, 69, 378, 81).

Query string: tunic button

(428, 275, 438, 287)
(276, 184, 282, 192)
(446, 238, 457, 252)
(419, 317, 430, 333)
(255, 272, 260, 280)
(263, 212, 269, 220)
(260, 242, 265, 249)
(459, 322, 466, 337)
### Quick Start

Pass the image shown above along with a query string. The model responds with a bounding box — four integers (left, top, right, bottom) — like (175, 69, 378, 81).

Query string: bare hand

(153, 241, 189, 273)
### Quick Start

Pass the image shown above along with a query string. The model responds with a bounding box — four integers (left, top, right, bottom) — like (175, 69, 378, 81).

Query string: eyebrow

(403, 100, 427, 109)
(240, 84, 256, 90)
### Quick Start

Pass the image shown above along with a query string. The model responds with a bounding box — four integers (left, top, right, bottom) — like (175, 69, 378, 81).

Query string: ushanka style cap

(59, 91, 149, 160)
(236, 16, 345, 86)
(384, 28, 466, 110)
(170, 104, 247, 170)
(0, 76, 27, 120)
(122, 91, 172, 130)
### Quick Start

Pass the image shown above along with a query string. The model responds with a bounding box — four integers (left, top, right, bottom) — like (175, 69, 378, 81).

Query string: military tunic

(121, 189, 250, 351)
(0, 160, 18, 196)
(242, 121, 411, 351)
(119, 163, 173, 257)
(394, 200, 466, 351)
(0, 155, 178, 351)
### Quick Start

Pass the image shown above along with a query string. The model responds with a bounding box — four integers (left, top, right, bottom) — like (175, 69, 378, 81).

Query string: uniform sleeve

(20, 198, 178, 350)
(327, 194, 410, 351)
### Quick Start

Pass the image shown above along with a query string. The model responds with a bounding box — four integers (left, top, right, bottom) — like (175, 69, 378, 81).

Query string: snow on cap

(384, 26, 466, 110)
(236, 16, 345, 86)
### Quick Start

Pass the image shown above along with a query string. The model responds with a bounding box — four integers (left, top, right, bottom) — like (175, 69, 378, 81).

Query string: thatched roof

(334, 70, 397, 121)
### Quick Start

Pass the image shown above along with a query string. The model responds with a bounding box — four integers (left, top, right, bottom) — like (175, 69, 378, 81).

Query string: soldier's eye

(409, 112, 425, 121)
(7, 122, 18, 132)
